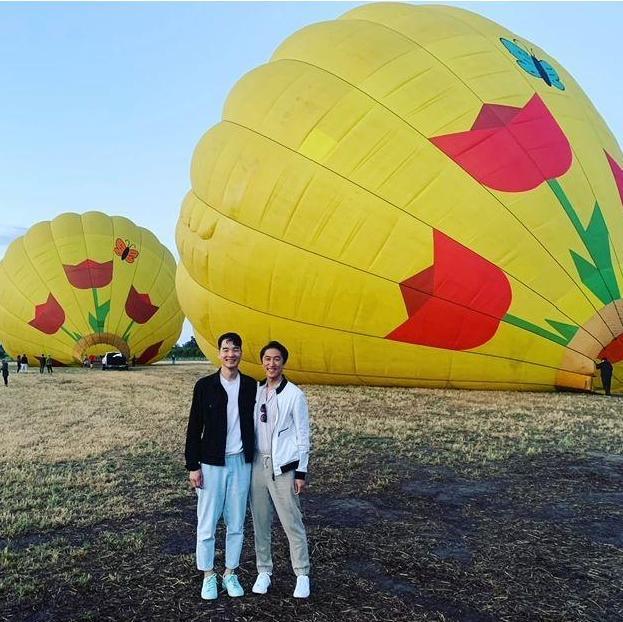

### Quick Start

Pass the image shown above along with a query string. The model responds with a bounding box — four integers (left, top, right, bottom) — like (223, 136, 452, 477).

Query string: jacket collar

(259, 375, 288, 394)
(209, 369, 241, 385)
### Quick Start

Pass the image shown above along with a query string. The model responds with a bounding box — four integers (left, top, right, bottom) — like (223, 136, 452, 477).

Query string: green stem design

(122, 320, 135, 342)
(547, 178, 620, 304)
(504, 313, 578, 347)
(89, 288, 111, 333)
(60, 325, 80, 342)
(547, 178, 584, 238)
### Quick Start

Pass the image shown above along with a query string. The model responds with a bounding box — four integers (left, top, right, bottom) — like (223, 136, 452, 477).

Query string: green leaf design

(583, 203, 619, 298)
(88, 312, 99, 333)
(545, 319, 579, 342)
(122, 320, 135, 342)
(60, 326, 82, 342)
(570, 251, 612, 305)
(96, 299, 111, 329)
(548, 180, 620, 303)
(505, 313, 573, 346)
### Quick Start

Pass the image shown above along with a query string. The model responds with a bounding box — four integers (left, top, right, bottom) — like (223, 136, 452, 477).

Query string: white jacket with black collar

(255, 376, 310, 480)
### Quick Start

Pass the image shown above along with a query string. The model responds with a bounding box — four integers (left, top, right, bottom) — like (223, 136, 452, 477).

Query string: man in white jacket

(250, 340, 311, 599)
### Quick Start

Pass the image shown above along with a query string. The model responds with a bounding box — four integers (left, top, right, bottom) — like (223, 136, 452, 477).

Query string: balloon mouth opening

(73, 333, 130, 362)
(553, 301, 623, 391)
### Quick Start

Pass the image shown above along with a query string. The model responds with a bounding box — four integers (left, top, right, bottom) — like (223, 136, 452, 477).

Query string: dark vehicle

(101, 352, 129, 371)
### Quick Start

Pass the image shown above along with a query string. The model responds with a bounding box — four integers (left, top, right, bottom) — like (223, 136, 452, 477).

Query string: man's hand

(294, 478, 306, 495)
(189, 469, 203, 489)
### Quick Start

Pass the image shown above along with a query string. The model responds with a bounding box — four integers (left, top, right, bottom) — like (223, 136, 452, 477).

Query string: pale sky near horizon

(1, 1, 621, 343)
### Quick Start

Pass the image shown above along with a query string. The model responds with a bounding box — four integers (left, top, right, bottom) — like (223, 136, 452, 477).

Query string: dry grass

(1, 363, 622, 621)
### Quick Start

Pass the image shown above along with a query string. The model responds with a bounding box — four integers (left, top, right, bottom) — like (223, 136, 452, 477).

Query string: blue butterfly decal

(500, 37, 565, 91)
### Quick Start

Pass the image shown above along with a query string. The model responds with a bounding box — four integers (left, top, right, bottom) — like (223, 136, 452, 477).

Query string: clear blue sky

(1, 1, 621, 343)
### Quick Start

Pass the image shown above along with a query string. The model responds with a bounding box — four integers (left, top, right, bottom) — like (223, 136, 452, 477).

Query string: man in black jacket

(185, 332, 256, 600)
(596, 357, 614, 396)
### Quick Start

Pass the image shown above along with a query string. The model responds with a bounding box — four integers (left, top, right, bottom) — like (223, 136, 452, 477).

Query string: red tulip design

(63, 259, 113, 289)
(386, 230, 512, 350)
(63, 259, 113, 334)
(430, 93, 572, 192)
(125, 287, 159, 324)
(137, 340, 163, 364)
(432, 95, 619, 306)
(605, 150, 623, 207)
(122, 287, 160, 341)
(29, 294, 66, 335)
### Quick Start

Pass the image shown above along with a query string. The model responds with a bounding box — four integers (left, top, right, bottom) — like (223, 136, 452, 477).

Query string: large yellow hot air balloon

(176, 2, 623, 391)
(0, 212, 183, 366)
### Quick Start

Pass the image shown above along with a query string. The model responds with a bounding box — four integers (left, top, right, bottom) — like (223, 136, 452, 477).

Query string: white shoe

(293, 575, 310, 598)
(201, 573, 218, 600)
(252, 572, 272, 594)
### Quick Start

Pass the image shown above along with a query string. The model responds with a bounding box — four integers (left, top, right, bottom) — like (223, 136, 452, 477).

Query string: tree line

(0, 338, 206, 361)
(167, 336, 206, 359)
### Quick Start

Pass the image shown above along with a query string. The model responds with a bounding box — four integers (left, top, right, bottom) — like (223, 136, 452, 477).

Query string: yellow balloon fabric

(176, 2, 623, 391)
(0, 212, 183, 366)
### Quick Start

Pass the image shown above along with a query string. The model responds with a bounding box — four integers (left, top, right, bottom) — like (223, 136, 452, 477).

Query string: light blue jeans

(195, 453, 251, 571)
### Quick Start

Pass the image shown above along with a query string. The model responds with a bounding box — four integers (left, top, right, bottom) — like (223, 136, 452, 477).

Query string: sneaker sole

(201, 593, 218, 601)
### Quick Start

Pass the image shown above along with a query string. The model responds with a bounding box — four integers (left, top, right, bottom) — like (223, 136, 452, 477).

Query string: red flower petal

(605, 150, 623, 207)
(471, 103, 521, 130)
(64, 259, 113, 289)
(29, 294, 65, 335)
(137, 340, 164, 364)
(430, 94, 572, 192)
(125, 286, 159, 324)
(386, 230, 512, 350)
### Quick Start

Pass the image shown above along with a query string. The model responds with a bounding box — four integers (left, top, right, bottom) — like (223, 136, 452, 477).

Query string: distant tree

(166, 336, 205, 359)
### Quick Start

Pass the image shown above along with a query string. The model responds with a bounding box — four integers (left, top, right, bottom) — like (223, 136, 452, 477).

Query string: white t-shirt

(220, 372, 242, 455)
(257, 384, 277, 455)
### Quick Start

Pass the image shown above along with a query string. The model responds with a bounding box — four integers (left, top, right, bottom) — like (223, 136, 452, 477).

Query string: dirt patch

(4, 453, 623, 622)
(306, 495, 411, 528)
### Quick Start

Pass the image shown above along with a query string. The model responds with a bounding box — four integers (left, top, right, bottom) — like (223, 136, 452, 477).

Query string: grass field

(1, 363, 622, 621)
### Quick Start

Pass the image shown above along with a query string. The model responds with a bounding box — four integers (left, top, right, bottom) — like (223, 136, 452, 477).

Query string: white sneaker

(252, 572, 272, 594)
(201, 573, 218, 600)
(293, 575, 310, 598)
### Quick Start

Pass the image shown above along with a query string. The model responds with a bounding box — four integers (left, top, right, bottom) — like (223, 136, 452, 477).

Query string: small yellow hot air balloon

(0, 212, 183, 366)
(176, 2, 623, 391)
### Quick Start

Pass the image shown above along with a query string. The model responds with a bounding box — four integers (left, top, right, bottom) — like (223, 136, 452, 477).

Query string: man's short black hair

(260, 340, 289, 364)
(218, 332, 242, 349)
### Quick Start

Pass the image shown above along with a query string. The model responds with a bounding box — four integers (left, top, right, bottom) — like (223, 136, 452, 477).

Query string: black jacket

(184, 371, 256, 471)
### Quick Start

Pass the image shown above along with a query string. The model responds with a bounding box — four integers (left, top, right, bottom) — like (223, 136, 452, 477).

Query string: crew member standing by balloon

(184, 332, 256, 600)
(250, 340, 311, 599)
(1, 358, 9, 386)
(596, 357, 614, 396)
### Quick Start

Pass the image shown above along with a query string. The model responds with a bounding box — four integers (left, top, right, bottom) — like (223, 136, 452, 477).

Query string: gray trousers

(250, 454, 310, 576)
